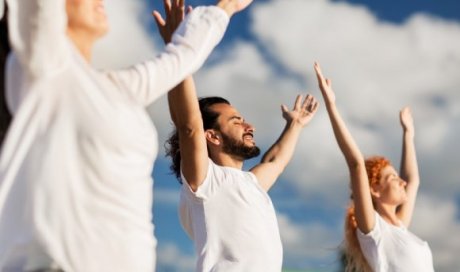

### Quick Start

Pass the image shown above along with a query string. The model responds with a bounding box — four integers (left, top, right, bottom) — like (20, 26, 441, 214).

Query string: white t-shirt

(0, 1, 229, 271)
(179, 160, 283, 272)
(357, 212, 434, 272)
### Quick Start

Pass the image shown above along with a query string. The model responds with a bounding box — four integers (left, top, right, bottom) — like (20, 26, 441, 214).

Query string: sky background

(93, 0, 460, 271)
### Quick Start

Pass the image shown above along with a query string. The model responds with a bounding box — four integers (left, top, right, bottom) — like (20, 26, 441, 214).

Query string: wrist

(404, 130, 415, 139)
(285, 119, 304, 130)
(216, 0, 237, 17)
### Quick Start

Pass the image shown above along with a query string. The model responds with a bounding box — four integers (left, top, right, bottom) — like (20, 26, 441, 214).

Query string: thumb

(152, 11, 166, 27)
(281, 104, 289, 114)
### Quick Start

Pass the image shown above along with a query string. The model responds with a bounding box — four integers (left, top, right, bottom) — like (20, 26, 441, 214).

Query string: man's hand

(281, 94, 319, 127)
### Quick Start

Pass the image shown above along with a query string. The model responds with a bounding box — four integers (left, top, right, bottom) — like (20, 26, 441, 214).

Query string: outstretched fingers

(308, 98, 319, 114)
(302, 95, 319, 115)
(293, 94, 303, 111)
(153, 0, 189, 44)
(301, 94, 313, 110)
(152, 10, 166, 27)
(164, 0, 172, 18)
(281, 104, 289, 114)
(172, 0, 185, 23)
(314, 62, 330, 87)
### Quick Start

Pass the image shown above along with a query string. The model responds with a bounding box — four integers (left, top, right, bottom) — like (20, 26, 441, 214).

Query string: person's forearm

(400, 131, 419, 185)
(151, 6, 229, 103)
(262, 121, 303, 170)
(326, 102, 364, 168)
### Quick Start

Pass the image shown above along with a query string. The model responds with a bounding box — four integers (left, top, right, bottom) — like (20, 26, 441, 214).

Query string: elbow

(177, 125, 202, 139)
(175, 113, 203, 132)
(176, 118, 203, 139)
(261, 154, 274, 164)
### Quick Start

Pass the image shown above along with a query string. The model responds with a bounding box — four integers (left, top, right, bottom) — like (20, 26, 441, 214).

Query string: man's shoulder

(209, 160, 257, 184)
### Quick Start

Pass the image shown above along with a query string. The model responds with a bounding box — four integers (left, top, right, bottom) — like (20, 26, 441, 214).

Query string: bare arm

(168, 78, 209, 191)
(251, 94, 318, 191)
(154, 0, 209, 191)
(397, 107, 420, 227)
(315, 62, 375, 233)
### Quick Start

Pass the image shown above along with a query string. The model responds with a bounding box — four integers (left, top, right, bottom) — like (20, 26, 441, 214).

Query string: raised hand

(314, 62, 335, 105)
(281, 94, 319, 127)
(152, 0, 192, 44)
(400, 107, 414, 137)
(233, 0, 253, 12)
(216, 0, 253, 17)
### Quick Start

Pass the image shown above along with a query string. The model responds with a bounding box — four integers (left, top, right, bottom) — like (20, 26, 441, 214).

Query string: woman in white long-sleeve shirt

(0, 0, 252, 271)
(314, 63, 434, 272)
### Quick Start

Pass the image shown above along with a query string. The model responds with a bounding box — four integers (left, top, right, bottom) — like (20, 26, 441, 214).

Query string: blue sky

(94, 0, 460, 271)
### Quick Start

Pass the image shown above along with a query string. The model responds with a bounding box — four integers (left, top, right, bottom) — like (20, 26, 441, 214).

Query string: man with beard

(158, 3, 317, 271)
(165, 82, 318, 271)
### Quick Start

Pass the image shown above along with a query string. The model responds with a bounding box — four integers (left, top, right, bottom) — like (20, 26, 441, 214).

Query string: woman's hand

(400, 106, 415, 138)
(152, 0, 192, 44)
(216, 0, 253, 17)
(314, 62, 336, 105)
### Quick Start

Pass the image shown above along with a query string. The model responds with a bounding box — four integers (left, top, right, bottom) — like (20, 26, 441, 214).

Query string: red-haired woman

(314, 62, 434, 272)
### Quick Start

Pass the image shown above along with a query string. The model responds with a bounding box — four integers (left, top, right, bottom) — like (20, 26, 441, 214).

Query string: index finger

(314, 62, 325, 81)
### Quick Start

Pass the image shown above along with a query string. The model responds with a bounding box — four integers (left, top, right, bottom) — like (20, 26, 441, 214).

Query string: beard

(221, 133, 260, 160)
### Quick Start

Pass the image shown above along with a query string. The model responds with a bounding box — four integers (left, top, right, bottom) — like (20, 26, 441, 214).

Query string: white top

(357, 212, 434, 272)
(179, 160, 283, 272)
(0, 1, 229, 271)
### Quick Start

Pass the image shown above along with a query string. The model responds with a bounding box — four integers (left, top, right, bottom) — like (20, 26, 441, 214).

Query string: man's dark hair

(165, 96, 230, 184)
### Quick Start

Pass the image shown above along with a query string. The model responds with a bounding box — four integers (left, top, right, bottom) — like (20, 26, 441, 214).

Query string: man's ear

(205, 129, 221, 146)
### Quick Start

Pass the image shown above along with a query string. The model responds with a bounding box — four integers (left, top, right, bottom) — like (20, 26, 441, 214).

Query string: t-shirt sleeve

(356, 212, 382, 251)
(105, 6, 229, 106)
(6, 0, 70, 81)
(181, 159, 225, 200)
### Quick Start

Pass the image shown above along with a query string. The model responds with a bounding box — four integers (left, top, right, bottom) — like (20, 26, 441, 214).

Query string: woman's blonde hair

(343, 156, 390, 272)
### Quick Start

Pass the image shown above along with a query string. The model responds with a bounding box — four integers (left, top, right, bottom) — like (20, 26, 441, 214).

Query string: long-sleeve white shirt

(0, 1, 229, 271)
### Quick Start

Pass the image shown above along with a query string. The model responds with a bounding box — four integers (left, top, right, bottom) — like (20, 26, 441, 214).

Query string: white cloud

(243, 0, 460, 201)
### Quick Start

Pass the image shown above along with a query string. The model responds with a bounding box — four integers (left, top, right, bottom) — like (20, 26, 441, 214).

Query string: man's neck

(211, 153, 244, 170)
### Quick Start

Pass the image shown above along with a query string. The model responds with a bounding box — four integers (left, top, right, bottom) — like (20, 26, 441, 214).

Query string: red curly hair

(344, 156, 391, 272)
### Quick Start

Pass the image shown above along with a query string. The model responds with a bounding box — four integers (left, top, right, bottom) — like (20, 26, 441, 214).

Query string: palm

(400, 107, 414, 133)
(282, 94, 319, 127)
